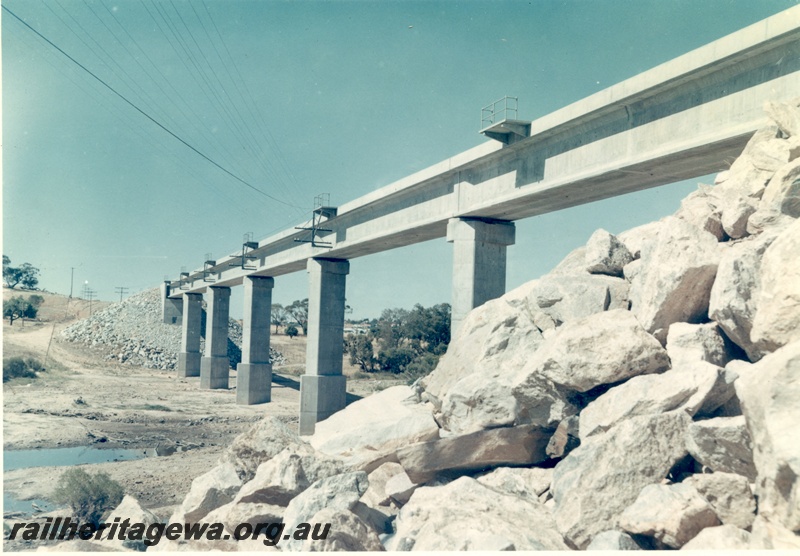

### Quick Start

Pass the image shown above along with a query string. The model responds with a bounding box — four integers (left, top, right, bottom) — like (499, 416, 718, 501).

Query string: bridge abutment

(299, 258, 349, 435)
(237, 276, 274, 405)
(177, 292, 203, 377)
(200, 286, 231, 389)
(160, 281, 183, 325)
(447, 217, 516, 335)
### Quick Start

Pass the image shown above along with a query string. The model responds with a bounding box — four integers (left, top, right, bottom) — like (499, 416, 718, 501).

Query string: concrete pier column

(447, 217, 516, 336)
(177, 292, 203, 378)
(299, 258, 349, 435)
(200, 286, 231, 389)
(236, 276, 274, 405)
(160, 281, 183, 325)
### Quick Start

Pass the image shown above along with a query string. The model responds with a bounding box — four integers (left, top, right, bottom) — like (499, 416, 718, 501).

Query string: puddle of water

(3, 446, 147, 472)
(3, 492, 56, 514)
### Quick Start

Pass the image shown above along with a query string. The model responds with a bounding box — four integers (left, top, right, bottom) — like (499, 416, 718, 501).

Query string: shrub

(285, 324, 298, 339)
(3, 357, 44, 382)
(402, 352, 441, 384)
(51, 468, 124, 526)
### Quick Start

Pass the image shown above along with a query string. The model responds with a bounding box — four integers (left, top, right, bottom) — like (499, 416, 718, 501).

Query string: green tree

(285, 324, 299, 339)
(271, 303, 287, 334)
(286, 298, 309, 335)
(2, 257, 40, 290)
(4, 295, 43, 325)
(345, 333, 375, 372)
(52, 468, 124, 526)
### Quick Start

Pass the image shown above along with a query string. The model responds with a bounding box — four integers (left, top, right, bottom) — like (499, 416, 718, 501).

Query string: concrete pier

(177, 292, 203, 377)
(299, 258, 349, 435)
(236, 276, 274, 405)
(200, 286, 231, 389)
(447, 218, 516, 335)
(160, 282, 183, 325)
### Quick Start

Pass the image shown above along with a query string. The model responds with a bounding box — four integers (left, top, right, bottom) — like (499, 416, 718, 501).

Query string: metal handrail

(481, 96, 518, 128)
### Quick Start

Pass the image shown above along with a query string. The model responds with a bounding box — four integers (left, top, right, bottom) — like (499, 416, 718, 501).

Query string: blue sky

(3, 0, 797, 319)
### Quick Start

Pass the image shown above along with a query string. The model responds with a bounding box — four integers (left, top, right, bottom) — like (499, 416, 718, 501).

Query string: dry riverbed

(2, 303, 400, 551)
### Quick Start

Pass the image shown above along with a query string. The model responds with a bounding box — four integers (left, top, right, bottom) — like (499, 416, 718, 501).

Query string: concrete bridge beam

(200, 286, 231, 389)
(177, 292, 203, 377)
(237, 276, 274, 405)
(299, 258, 349, 435)
(448, 218, 516, 335)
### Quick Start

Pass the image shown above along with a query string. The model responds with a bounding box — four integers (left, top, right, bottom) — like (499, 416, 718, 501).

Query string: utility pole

(115, 286, 129, 303)
(86, 289, 96, 316)
(69, 267, 74, 298)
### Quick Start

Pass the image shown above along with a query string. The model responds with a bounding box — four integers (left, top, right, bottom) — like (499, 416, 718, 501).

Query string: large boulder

(755, 156, 800, 221)
(519, 309, 670, 393)
(220, 416, 304, 482)
(105, 495, 161, 551)
(298, 508, 384, 551)
(392, 476, 569, 550)
(764, 99, 800, 137)
(308, 385, 439, 472)
(665, 322, 734, 368)
(749, 515, 800, 549)
(360, 461, 405, 508)
(551, 411, 692, 548)
(396, 424, 552, 484)
(684, 472, 756, 530)
(475, 466, 553, 500)
(584, 228, 633, 276)
(674, 186, 726, 240)
(686, 416, 757, 480)
(680, 524, 751, 550)
(708, 231, 778, 361)
(586, 530, 641, 550)
(281, 471, 369, 552)
(579, 361, 735, 439)
(750, 219, 800, 353)
(524, 274, 630, 326)
(630, 216, 721, 342)
(735, 341, 800, 533)
(618, 482, 720, 548)
(173, 462, 242, 522)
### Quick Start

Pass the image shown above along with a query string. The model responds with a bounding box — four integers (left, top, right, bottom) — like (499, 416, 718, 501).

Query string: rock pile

(60, 288, 285, 371)
(105, 102, 799, 552)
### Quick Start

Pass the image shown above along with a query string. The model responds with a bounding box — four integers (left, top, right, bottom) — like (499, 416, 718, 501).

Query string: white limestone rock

(579, 361, 735, 439)
(666, 322, 734, 368)
(104, 495, 161, 551)
(384, 469, 416, 505)
(749, 515, 800, 549)
(686, 416, 757, 480)
(765, 99, 800, 137)
(281, 471, 369, 552)
(361, 461, 405, 508)
(674, 187, 726, 240)
(174, 462, 242, 522)
(525, 273, 630, 326)
(308, 385, 439, 472)
(630, 216, 721, 343)
(735, 341, 800, 533)
(684, 472, 756, 530)
(586, 530, 641, 550)
(617, 220, 664, 259)
(679, 524, 751, 550)
(708, 231, 778, 361)
(750, 219, 800, 353)
(755, 156, 800, 223)
(392, 476, 569, 551)
(584, 228, 633, 276)
(423, 294, 544, 401)
(396, 424, 552, 484)
(220, 416, 304, 482)
(717, 127, 782, 198)
(520, 308, 670, 393)
(618, 482, 720, 548)
(551, 411, 691, 548)
(299, 508, 385, 551)
(475, 466, 553, 499)
(720, 194, 757, 239)
(622, 258, 643, 282)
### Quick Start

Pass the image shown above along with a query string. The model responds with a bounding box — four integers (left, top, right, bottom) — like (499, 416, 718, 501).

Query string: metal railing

(481, 96, 518, 129)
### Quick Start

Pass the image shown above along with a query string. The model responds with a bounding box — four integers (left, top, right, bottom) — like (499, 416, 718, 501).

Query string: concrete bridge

(160, 7, 800, 434)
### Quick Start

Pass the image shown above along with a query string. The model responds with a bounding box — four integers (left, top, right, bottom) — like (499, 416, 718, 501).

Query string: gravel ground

(60, 288, 285, 370)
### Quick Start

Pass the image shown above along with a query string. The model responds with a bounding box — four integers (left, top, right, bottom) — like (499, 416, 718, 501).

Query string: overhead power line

(2, 4, 303, 210)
